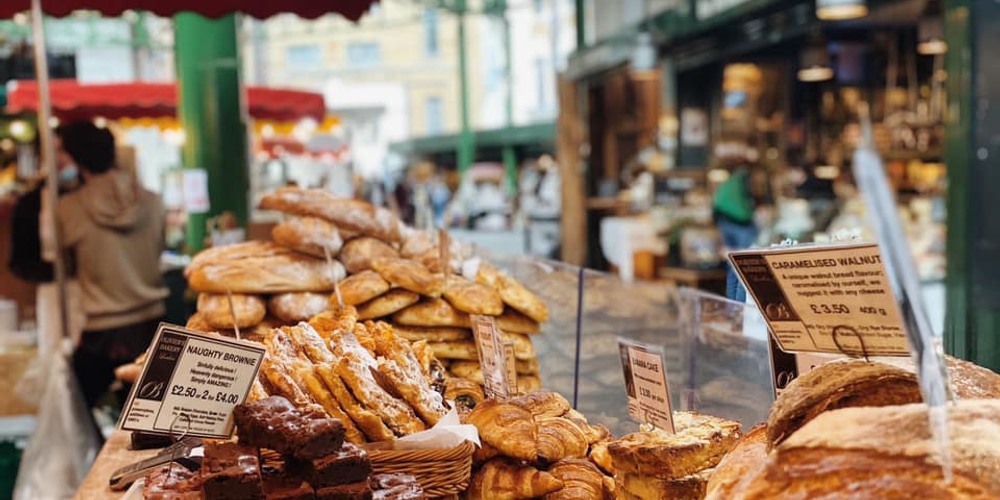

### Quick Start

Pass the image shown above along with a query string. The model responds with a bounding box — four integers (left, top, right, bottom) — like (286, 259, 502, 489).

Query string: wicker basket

(368, 441, 475, 498)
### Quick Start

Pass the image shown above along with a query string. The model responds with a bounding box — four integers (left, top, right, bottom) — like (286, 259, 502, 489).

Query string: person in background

(713, 155, 770, 301)
(54, 121, 168, 412)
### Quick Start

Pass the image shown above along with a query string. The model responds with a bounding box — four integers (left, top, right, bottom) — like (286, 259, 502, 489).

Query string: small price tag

(470, 315, 516, 398)
(120, 323, 265, 439)
(730, 242, 909, 357)
(618, 338, 674, 433)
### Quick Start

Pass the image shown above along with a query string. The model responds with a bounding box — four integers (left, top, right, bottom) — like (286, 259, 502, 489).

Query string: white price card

(470, 314, 517, 399)
(120, 323, 265, 439)
(618, 338, 675, 433)
(730, 242, 910, 357)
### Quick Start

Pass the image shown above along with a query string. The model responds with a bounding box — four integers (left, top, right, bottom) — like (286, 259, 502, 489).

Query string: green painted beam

(943, 0, 972, 362)
(389, 122, 555, 156)
(174, 13, 248, 253)
(456, 0, 475, 175)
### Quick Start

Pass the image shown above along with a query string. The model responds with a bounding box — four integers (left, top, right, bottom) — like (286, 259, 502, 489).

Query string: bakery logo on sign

(120, 323, 265, 439)
(618, 338, 675, 433)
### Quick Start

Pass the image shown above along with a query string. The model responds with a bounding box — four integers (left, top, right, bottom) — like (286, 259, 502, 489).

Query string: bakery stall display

(165, 187, 549, 398)
(607, 412, 743, 500)
(142, 395, 426, 499)
(732, 399, 1000, 499)
(462, 391, 616, 499)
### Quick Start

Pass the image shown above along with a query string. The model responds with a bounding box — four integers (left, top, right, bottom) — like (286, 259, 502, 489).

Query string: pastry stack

(606, 412, 743, 500)
(177, 187, 547, 395)
(248, 309, 449, 445)
(142, 395, 425, 499)
(461, 391, 617, 499)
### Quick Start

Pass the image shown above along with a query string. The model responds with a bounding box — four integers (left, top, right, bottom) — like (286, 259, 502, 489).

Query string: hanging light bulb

(798, 37, 834, 82)
(917, 17, 948, 55)
(816, 0, 868, 20)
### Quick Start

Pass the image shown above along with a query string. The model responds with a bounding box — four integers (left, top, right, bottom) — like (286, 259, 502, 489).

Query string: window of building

(534, 0, 544, 14)
(346, 42, 381, 66)
(285, 44, 321, 69)
(423, 8, 439, 57)
(425, 96, 444, 134)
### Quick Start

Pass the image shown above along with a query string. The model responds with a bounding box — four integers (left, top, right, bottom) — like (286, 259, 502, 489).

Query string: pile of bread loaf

(181, 186, 547, 394)
(700, 355, 1000, 499)
(460, 391, 617, 499)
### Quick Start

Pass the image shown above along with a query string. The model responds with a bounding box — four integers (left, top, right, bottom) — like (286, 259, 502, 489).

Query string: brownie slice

(370, 473, 425, 500)
(314, 480, 373, 500)
(143, 465, 201, 500)
(297, 443, 372, 488)
(262, 457, 315, 500)
(200, 441, 265, 500)
(234, 395, 346, 460)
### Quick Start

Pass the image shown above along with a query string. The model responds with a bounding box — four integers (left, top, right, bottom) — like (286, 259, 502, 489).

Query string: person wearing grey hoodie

(55, 121, 168, 410)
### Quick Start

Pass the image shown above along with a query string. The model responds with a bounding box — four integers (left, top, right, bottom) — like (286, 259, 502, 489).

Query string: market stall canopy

(0, 0, 374, 20)
(6, 80, 327, 122)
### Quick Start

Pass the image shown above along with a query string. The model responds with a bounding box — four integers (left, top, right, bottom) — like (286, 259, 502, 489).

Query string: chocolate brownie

(297, 443, 372, 488)
(200, 441, 264, 500)
(314, 480, 373, 500)
(262, 458, 315, 500)
(370, 473, 424, 500)
(143, 465, 201, 500)
(234, 396, 346, 460)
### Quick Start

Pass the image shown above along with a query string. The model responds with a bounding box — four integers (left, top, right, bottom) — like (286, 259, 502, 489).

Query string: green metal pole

(456, 0, 475, 175)
(501, 1, 517, 196)
(942, 0, 1000, 371)
(174, 13, 249, 253)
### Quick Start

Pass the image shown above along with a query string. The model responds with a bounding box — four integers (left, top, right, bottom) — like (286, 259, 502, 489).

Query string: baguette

(259, 187, 402, 242)
(188, 251, 344, 294)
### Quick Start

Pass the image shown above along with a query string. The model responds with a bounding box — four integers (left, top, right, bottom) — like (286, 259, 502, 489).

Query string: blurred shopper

(713, 156, 768, 301)
(55, 121, 168, 411)
(8, 140, 86, 355)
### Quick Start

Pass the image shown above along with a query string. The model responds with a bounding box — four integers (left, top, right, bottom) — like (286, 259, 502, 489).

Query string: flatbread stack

(255, 187, 549, 395)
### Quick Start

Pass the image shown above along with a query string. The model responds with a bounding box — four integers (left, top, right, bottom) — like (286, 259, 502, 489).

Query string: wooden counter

(75, 431, 157, 500)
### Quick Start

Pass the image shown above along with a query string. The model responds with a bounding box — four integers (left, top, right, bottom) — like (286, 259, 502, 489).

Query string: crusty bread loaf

(705, 424, 767, 500)
(608, 412, 742, 480)
(188, 250, 345, 294)
(259, 187, 402, 242)
(267, 292, 330, 323)
(767, 356, 1000, 448)
(271, 216, 344, 258)
(339, 237, 400, 274)
(197, 293, 267, 329)
(737, 400, 1000, 499)
(184, 240, 288, 278)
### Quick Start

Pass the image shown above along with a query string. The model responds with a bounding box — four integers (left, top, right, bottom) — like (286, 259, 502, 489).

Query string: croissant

(467, 458, 564, 500)
(588, 441, 615, 475)
(537, 417, 590, 464)
(512, 390, 571, 419)
(465, 400, 539, 462)
(472, 440, 501, 467)
(543, 459, 607, 500)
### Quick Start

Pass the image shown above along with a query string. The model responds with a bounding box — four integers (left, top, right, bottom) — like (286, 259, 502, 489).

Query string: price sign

(618, 338, 675, 433)
(120, 323, 265, 439)
(730, 242, 909, 357)
(470, 315, 517, 398)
